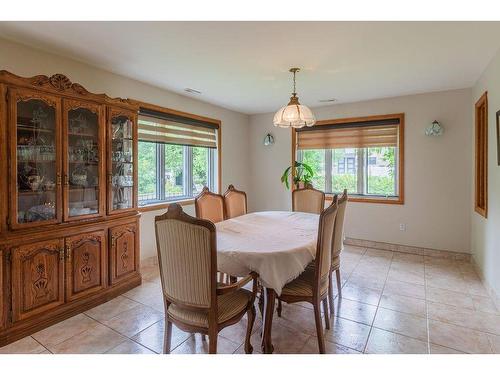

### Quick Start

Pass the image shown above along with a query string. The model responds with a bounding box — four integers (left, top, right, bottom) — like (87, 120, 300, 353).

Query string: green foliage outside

(292, 147, 396, 196)
(138, 142, 210, 199)
(138, 142, 156, 196)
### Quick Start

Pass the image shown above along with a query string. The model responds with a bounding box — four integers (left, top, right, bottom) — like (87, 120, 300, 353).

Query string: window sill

(138, 198, 195, 213)
(326, 194, 404, 205)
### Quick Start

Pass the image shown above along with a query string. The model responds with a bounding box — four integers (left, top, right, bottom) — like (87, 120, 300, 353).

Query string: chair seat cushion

(167, 289, 251, 328)
(280, 265, 329, 298)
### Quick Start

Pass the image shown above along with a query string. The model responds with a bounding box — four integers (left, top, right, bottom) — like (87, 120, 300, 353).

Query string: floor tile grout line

(423, 257, 431, 354)
(104, 337, 153, 354)
(361, 249, 392, 353)
(82, 312, 163, 353)
(30, 335, 53, 354)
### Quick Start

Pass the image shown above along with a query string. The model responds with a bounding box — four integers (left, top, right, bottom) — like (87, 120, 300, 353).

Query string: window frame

(132, 101, 222, 212)
(474, 92, 488, 218)
(291, 113, 405, 205)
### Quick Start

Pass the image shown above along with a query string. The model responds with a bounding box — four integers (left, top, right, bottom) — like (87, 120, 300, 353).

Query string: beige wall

(248, 89, 473, 253)
(0, 37, 250, 260)
(471, 48, 500, 299)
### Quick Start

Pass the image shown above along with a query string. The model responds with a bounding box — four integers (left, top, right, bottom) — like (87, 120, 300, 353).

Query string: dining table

(215, 210, 320, 353)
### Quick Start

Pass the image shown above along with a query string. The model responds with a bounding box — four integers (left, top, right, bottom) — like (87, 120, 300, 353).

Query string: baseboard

(141, 255, 159, 267)
(345, 237, 471, 261)
(471, 256, 500, 311)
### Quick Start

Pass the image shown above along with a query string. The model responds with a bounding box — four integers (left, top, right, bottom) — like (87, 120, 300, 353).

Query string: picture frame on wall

(497, 110, 500, 165)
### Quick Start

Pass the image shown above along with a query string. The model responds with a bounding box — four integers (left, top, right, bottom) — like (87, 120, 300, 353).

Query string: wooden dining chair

(276, 200, 338, 354)
(292, 186, 325, 214)
(223, 184, 247, 219)
(195, 186, 225, 223)
(328, 189, 348, 314)
(154, 203, 258, 354)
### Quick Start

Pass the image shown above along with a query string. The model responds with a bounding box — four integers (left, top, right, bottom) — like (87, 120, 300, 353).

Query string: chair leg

(208, 331, 218, 354)
(244, 305, 256, 354)
(277, 299, 282, 317)
(163, 318, 173, 354)
(322, 298, 330, 330)
(336, 269, 342, 297)
(328, 272, 335, 316)
(313, 302, 325, 354)
(258, 291, 264, 321)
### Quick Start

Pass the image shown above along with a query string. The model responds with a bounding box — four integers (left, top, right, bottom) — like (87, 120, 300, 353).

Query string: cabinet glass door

(64, 101, 104, 220)
(109, 110, 136, 213)
(11, 90, 61, 228)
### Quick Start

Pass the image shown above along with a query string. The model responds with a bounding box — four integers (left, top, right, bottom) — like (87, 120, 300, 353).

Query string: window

(475, 92, 488, 218)
(293, 113, 404, 204)
(137, 107, 219, 207)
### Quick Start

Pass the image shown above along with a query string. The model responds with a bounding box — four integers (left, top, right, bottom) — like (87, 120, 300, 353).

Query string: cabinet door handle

(66, 243, 72, 262)
(59, 247, 65, 261)
(56, 173, 62, 186)
(63, 174, 69, 186)
(107, 174, 112, 184)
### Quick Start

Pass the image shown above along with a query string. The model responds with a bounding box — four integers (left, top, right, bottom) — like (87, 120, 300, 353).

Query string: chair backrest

(223, 184, 247, 219)
(292, 186, 325, 214)
(155, 204, 217, 309)
(195, 186, 225, 223)
(314, 199, 338, 290)
(332, 189, 348, 260)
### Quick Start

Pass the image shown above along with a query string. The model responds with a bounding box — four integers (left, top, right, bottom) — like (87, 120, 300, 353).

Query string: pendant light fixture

(273, 67, 316, 128)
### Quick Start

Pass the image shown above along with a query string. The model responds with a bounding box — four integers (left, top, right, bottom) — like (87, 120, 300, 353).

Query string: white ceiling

(1, 21, 500, 114)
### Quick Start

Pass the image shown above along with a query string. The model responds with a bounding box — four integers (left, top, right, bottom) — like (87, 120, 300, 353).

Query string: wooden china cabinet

(0, 71, 141, 346)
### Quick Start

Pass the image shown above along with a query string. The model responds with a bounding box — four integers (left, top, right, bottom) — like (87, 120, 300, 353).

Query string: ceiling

(1, 21, 500, 114)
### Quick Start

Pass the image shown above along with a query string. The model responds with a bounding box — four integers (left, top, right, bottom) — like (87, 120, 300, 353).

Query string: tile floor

(1, 245, 500, 354)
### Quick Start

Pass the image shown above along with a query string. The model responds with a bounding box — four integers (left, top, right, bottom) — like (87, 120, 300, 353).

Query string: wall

(248, 89, 473, 253)
(471, 48, 500, 299)
(0, 37, 250, 260)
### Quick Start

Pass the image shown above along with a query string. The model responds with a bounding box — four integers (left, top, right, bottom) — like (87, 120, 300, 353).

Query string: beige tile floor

(1, 245, 500, 354)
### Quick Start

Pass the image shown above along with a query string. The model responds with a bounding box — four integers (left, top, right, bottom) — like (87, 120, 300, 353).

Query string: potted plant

(281, 161, 314, 189)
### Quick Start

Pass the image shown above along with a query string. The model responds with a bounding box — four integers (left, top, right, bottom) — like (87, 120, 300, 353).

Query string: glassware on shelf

(16, 99, 57, 224)
(67, 107, 100, 217)
(111, 115, 134, 211)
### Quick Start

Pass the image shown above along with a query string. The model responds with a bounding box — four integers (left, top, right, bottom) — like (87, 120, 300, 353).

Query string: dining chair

(195, 186, 225, 223)
(328, 189, 348, 314)
(195, 187, 234, 284)
(155, 203, 258, 354)
(292, 186, 325, 214)
(223, 184, 247, 219)
(276, 200, 338, 354)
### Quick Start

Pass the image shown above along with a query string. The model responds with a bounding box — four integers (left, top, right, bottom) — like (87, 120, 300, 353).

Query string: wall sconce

(425, 120, 444, 136)
(263, 133, 275, 146)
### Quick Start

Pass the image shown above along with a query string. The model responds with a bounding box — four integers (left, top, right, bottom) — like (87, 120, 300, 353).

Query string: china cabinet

(0, 70, 141, 346)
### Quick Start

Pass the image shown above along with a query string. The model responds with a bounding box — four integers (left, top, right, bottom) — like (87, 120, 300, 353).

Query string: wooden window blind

(296, 118, 400, 150)
(138, 108, 219, 149)
(475, 92, 488, 218)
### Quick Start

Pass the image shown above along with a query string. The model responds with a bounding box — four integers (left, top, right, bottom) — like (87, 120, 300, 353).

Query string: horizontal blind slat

(297, 124, 398, 150)
(138, 114, 217, 148)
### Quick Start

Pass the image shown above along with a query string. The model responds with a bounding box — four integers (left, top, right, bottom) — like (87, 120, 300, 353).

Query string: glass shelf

(16, 98, 58, 225)
(67, 106, 100, 218)
(110, 115, 134, 211)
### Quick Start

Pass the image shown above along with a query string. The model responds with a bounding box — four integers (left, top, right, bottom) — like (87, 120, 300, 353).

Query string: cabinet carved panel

(65, 231, 106, 301)
(110, 223, 138, 285)
(11, 239, 64, 322)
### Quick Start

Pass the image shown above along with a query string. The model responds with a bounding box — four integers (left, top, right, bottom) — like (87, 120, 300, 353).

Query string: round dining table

(215, 211, 320, 353)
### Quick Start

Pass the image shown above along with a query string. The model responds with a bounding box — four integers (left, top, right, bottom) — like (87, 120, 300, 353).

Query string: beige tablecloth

(216, 211, 319, 295)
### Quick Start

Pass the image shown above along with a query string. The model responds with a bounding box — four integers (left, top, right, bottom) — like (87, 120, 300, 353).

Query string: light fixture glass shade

(273, 99, 316, 128)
